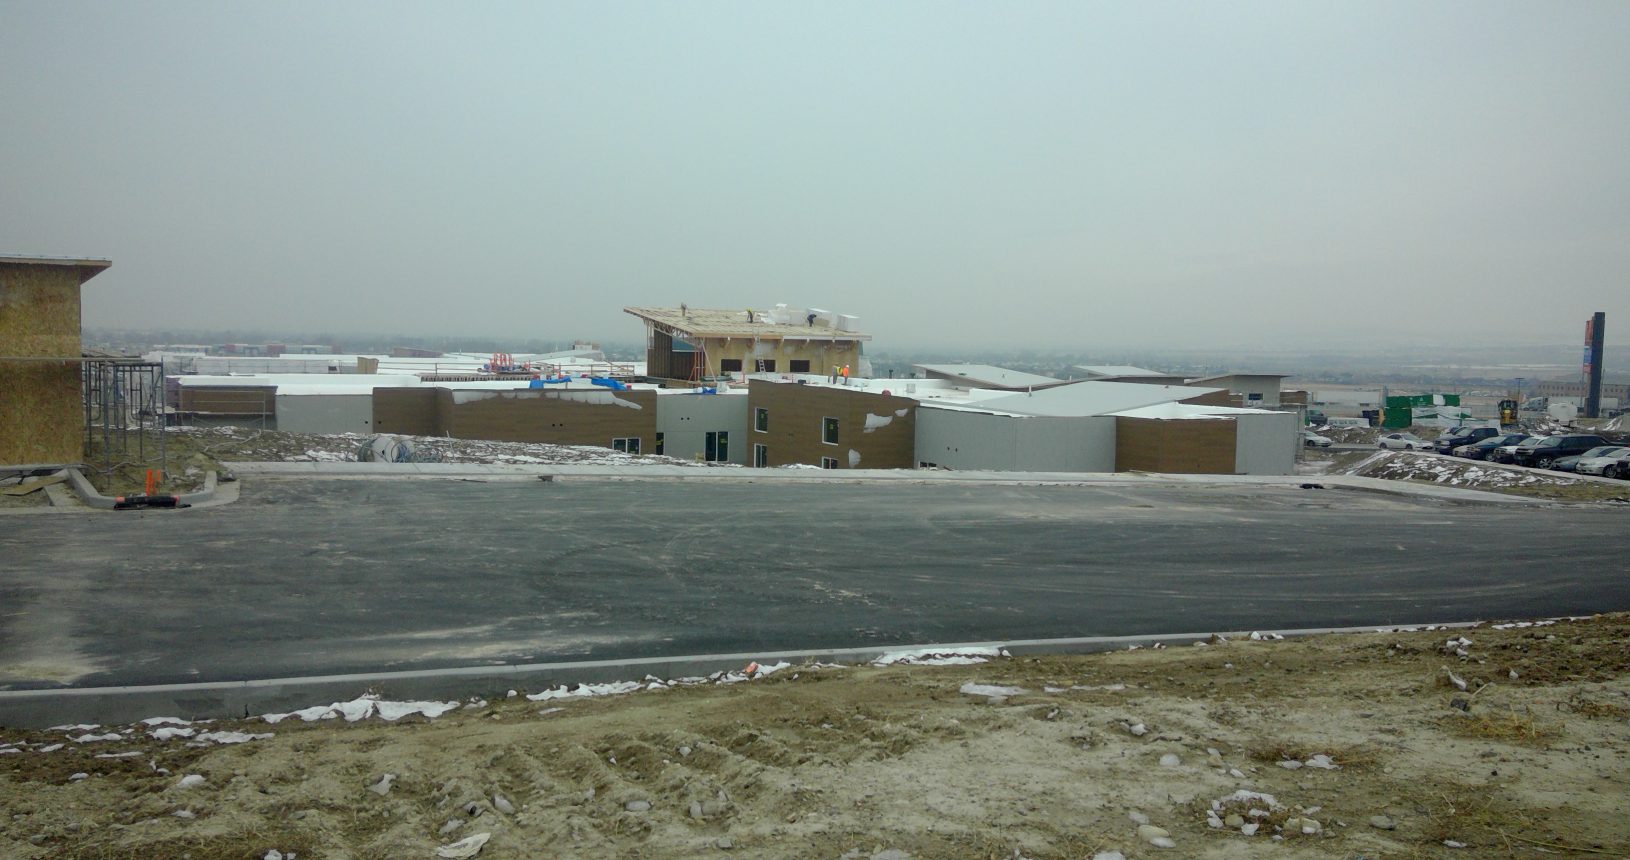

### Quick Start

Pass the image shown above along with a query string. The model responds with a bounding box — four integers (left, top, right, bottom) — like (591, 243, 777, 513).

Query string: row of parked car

(1375, 426, 1630, 478)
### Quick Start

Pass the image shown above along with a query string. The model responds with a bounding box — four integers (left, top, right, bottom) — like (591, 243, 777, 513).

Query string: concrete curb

(0, 621, 1481, 728)
(62, 469, 219, 510)
(223, 461, 1549, 505)
(63, 468, 115, 510)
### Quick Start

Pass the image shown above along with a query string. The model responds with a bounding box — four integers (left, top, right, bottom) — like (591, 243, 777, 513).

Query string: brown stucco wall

(177, 386, 276, 416)
(746, 380, 916, 469)
(1, 263, 86, 464)
(1114, 417, 1237, 474)
(1179, 389, 1236, 407)
(439, 388, 657, 448)
(373, 388, 441, 436)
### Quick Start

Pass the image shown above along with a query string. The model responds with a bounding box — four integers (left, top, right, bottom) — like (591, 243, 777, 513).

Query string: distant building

(1532, 376, 1629, 403)
(1185, 372, 1293, 408)
(624, 305, 869, 383)
(0, 254, 111, 466)
(1074, 365, 1188, 384)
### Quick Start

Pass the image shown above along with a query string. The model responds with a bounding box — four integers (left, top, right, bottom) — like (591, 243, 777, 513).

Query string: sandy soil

(3, 617, 1628, 860)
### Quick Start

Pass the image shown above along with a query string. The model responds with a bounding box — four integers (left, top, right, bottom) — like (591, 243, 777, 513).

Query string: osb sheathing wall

(438, 388, 658, 448)
(1115, 417, 1237, 474)
(747, 381, 916, 469)
(700, 338, 862, 378)
(0, 264, 83, 465)
(0, 363, 81, 464)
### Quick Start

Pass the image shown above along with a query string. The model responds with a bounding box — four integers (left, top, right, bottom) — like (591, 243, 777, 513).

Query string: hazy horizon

(6, 2, 1628, 352)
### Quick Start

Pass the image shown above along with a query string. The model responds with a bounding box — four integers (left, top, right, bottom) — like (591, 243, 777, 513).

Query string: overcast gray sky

(3, 1, 1627, 350)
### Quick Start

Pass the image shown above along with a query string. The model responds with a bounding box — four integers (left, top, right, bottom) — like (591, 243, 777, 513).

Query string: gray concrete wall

(915, 408, 1115, 472)
(276, 394, 375, 435)
(1234, 411, 1297, 475)
(655, 391, 749, 464)
(1014, 416, 1117, 472)
(915, 408, 1021, 470)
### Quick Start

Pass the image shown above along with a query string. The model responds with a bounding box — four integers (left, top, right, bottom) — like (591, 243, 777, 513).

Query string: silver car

(1576, 448, 1630, 479)
(1377, 432, 1431, 450)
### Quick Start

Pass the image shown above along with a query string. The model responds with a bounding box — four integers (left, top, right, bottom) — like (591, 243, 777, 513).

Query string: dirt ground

(3, 617, 1627, 860)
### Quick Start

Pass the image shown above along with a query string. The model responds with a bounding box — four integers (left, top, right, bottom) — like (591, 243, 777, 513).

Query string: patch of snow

(261, 694, 458, 724)
(960, 683, 1027, 698)
(194, 731, 273, 745)
(874, 646, 1007, 666)
(527, 681, 645, 702)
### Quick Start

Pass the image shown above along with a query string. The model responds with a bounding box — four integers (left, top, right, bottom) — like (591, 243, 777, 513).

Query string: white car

(1301, 430, 1333, 448)
(1377, 432, 1431, 451)
(1576, 448, 1630, 479)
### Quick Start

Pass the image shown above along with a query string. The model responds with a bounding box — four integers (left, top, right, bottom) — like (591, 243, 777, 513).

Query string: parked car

(1576, 448, 1630, 479)
(1511, 434, 1610, 469)
(1491, 436, 1545, 464)
(1434, 426, 1501, 453)
(1454, 433, 1528, 461)
(1301, 430, 1333, 448)
(1305, 410, 1328, 426)
(1377, 432, 1432, 450)
(1552, 445, 1624, 473)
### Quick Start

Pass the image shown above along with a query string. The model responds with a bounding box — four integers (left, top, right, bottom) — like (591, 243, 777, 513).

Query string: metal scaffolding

(82, 358, 167, 477)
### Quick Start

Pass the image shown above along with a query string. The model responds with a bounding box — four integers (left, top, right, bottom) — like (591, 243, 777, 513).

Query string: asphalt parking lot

(3, 477, 1627, 690)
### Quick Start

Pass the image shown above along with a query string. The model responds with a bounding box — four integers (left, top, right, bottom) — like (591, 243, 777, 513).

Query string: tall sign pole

(1584, 311, 1606, 419)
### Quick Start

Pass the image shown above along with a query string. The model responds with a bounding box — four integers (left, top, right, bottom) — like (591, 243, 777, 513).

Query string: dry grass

(55, 828, 320, 860)
(1442, 707, 1561, 746)
(1399, 779, 1630, 859)
(1246, 741, 1383, 771)
(1558, 692, 1630, 720)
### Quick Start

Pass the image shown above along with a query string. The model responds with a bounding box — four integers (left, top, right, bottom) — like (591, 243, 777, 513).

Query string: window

(654, 432, 664, 456)
(755, 358, 777, 372)
(790, 359, 810, 373)
(1247, 392, 1263, 402)
(719, 358, 743, 373)
(822, 416, 839, 445)
(820, 457, 838, 469)
(612, 437, 641, 454)
(753, 443, 768, 468)
(705, 430, 729, 462)
(754, 407, 768, 432)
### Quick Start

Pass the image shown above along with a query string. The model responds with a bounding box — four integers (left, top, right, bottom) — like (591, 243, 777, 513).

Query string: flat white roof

(1075, 365, 1164, 377)
(1109, 402, 1286, 420)
(972, 381, 1226, 418)
(913, 364, 1070, 390)
(178, 374, 422, 388)
(1187, 372, 1293, 384)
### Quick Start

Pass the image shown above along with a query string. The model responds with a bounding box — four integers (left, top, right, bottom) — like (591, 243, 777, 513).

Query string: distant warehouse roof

(913, 364, 1072, 391)
(968, 381, 1228, 418)
(624, 306, 869, 341)
(1075, 365, 1165, 378)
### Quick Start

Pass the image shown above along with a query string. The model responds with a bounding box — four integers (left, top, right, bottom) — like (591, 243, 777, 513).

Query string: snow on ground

(1347, 450, 1584, 490)
(169, 426, 736, 468)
